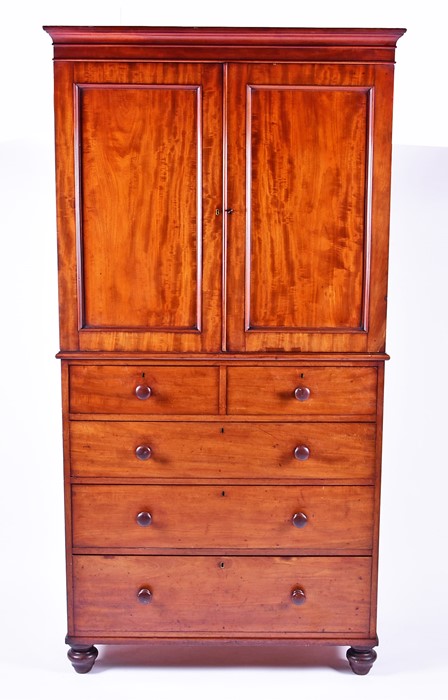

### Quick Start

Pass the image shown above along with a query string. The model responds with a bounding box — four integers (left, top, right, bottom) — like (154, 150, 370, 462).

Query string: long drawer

(69, 365, 219, 414)
(72, 485, 374, 550)
(73, 555, 371, 634)
(70, 421, 376, 480)
(227, 367, 377, 416)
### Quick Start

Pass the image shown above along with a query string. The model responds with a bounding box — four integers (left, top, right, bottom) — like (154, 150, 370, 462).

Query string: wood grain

(71, 484, 374, 550)
(227, 366, 377, 415)
(44, 26, 405, 64)
(247, 86, 368, 331)
(44, 25, 405, 671)
(69, 365, 219, 414)
(226, 62, 393, 353)
(72, 555, 371, 634)
(57, 61, 223, 352)
(69, 421, 376, 480)
(80, 84, 200, 331)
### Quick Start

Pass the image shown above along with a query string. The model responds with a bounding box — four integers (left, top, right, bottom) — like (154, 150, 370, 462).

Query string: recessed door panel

(248, 85, 368, 331)
(80, 84, 200, 331)
(227, 63, 393, 352)
(60, 62, 222, 352)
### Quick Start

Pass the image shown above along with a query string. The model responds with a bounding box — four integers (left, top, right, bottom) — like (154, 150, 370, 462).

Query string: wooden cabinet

(44, 25, 405, 675)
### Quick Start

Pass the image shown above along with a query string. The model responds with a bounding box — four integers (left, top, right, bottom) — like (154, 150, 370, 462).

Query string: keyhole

(300, 373, 304, 378)
(142, 372, 145, 378)
(221, 491, 226, 496)
(219, 562, 225, 568)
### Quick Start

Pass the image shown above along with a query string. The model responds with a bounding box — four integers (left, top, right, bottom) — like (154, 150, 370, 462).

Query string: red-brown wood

(72, 555, 372, 634)
(57, 61, 223, 352)
(69, 420, 376, 481)
(227, 366, 377, 415)
(44, 26, 405, 63)
(71, 484, 374, 551)
(226, 62, 394, 353)
(44, 26, 404, 674)
(69, 365, 220, 414)
(79, 83, 200, 331)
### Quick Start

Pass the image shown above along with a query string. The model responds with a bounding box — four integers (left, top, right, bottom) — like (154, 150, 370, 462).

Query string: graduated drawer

(227, 367, 377, 416)
(72, 485, 374, 550)
(69, 365, 219, 414)
(70, 421, 376, 480)
(72, 555, 371, 634)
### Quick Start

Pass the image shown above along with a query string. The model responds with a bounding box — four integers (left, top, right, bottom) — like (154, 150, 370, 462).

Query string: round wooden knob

(136, 511, 152, 527)
(135, 445, 152, 461)
(135, 384, 152, 400)
(294, 445, 310, 461)
(291, 588, 306, 605)
(294, 386, 311, 401)
(137, 588, 152, 604)
(292, 512, 308, 528)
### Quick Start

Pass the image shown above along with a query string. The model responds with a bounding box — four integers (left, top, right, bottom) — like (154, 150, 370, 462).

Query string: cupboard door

(226, 63, 394, 353)
(55, 62, 222, 352)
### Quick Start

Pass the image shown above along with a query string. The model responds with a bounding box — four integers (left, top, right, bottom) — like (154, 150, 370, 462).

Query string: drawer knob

(137, 588, 152, 605)
(294, 386, 311, 402)
(136, 511, 152, 527)
(135, 384, 152, 400)
(291, 588, 306, 606)
(135, 445, 152, 461)
(294, 445, 310, 461)
(292, 512, 308, 528)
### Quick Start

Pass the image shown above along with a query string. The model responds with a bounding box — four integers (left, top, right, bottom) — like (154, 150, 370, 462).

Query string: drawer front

(73, 555, 371, 634)
(69, 366, 219, 414)
(70, 421, 376, 480)
(227, 367, 377, 416)
(72, 485, 374, 550)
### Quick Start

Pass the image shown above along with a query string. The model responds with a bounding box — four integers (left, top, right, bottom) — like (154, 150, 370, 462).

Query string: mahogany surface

(72, 555, 371, 635)
(44, 25, 405, 674)
(69, 420, 376, 480)
(71, 484, 374, 551)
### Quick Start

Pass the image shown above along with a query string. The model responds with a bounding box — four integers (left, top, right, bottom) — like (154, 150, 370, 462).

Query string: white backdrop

(0, 2, 447, 699)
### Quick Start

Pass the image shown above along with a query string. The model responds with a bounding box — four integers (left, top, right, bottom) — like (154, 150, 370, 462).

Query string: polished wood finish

(346, 646, 378, 675)
(291, 588, 307, 606)
(226, 62, 394, 353)
(294, 446, 310, 462)
(69, 365, 219, 414)
(137, 588, 153, 605)
(72, 484, 374, 551)
(69, 421, 376, 480)
(80, 82, 200, 333)
(45, 25, 404, 673)
(55, 61, 223, 352)
(247, 83, 368, 330)
(67, 645, 98, 674)
(44, 26, 405, 63)
(72, 555, 371, 634)
(292, 512, 308, 529)
(227, 367, 377, 415)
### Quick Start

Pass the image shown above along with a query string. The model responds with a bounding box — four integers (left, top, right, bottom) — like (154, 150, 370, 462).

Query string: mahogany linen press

(44, 26, 405, 674)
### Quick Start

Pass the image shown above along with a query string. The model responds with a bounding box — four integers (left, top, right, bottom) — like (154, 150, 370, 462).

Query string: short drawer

(73, 555, 371, 634)
(227, 367, 377, 416)
(69, 366, 219, 414)
(70, 421, 376, 480)
(72, 485, 374, 551)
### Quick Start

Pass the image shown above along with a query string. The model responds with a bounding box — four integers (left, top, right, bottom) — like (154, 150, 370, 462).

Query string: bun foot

(67, 645, 98, 673)
(346, 646, 377, 675)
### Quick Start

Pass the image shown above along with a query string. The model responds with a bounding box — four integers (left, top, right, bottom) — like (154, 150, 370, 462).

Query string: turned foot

(346, 646, 377, 675)
(67, 645, 98, 673)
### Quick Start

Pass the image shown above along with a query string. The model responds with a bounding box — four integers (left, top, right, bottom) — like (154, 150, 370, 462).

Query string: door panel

(58, 62, 222, 352)
(80, 84, 201, 331)
(226, 63, 393, 352)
